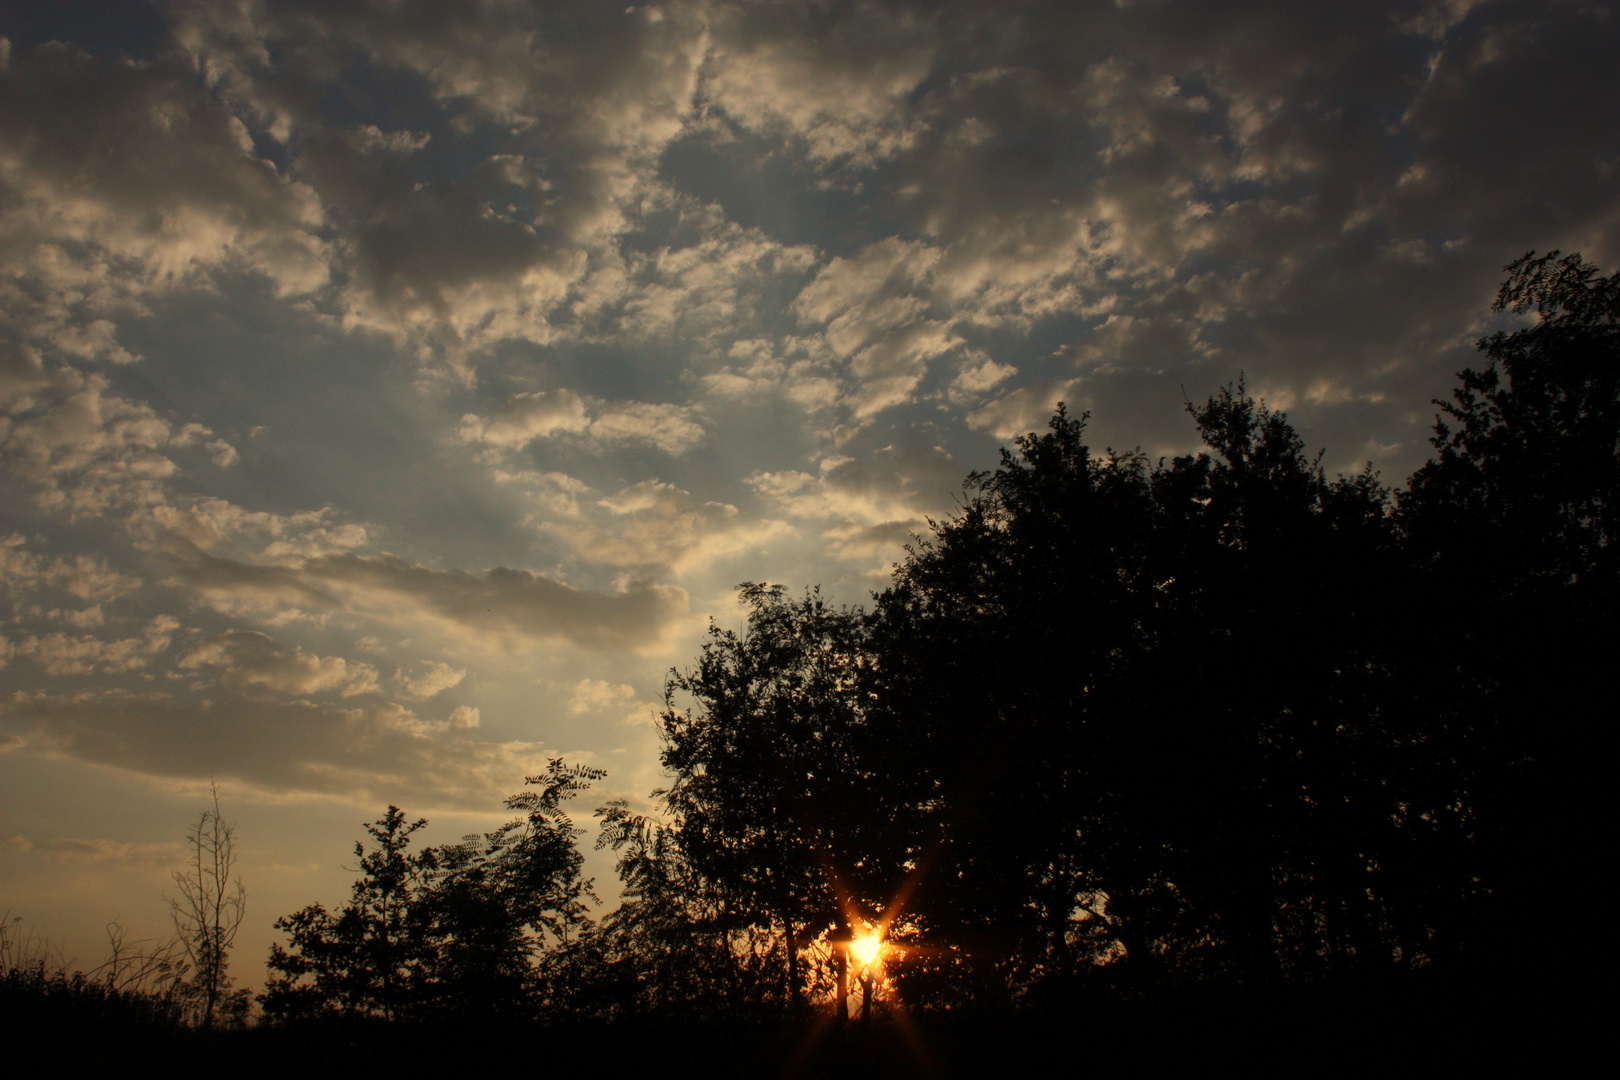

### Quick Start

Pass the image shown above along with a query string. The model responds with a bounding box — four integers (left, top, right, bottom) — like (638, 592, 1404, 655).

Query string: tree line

(252, 250, 1612, 1023)
(15, 250, 1603, 1036)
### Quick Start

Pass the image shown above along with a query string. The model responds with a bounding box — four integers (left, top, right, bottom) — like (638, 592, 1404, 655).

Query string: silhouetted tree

(168, 783, 249, 1027)
(548, 800, 785, 1021)
(1405, 250, 1619, 587)
(1399, 250, 1618, 975)
(868, 387, 1439, 1001)
(594, 249, 1614, 1013)
(863, 244, 1620, 998)
(868, 410, 1164, 1002)
(262, 807, 437, 1022)
(418, 831, 534, 1018)
(656, 584, 890, 1010)
(261, 760, 603, 1023)
(429, 758, 603, 1019)
(1, 915, 187, 1055)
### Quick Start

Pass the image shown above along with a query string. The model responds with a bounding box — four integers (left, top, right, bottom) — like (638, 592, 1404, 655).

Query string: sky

(2, 0, 1616, 993)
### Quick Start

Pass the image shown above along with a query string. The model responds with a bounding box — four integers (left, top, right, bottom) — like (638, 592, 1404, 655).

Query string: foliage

(562, 799, 791, 1020)
(1404, 249, 1620, 589)
(261, 806, 436, 1023)
(261, 760, 602, 1024)
(858, 252, 1610, 1003)
(429, 758, 603, 1018)
(655, 584, 889, 1010)
(866, 384, 1468, 1001)
(1397, 250, 1618, 971)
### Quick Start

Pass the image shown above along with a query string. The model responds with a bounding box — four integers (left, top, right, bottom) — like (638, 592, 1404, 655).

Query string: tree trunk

(784, 917, 799, 1011)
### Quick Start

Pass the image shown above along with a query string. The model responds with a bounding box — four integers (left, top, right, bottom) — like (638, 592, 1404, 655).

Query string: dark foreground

(4, 970, 1583, 1077)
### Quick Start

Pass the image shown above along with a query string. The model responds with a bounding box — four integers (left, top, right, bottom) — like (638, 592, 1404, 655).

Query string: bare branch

(167, 781, 248, 1028)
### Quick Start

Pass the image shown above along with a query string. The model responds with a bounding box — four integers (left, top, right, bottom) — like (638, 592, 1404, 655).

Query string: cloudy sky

(2, 0, 1615, 988)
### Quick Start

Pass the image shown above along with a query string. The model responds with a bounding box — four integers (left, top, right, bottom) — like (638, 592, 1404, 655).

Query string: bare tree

(168, 782, 247, 1027)
(89, 920, 187, 999)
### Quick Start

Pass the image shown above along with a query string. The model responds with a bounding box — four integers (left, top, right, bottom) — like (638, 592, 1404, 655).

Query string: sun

(850, 932, 883, 970)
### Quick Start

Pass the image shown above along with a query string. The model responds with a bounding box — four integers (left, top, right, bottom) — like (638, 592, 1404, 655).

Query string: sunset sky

(2, 0, 1616, 991)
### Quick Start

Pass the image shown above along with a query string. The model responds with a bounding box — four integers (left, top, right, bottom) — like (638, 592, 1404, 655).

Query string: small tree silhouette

(168, 782, 248, 1028)
(262, 762, 604, 1022)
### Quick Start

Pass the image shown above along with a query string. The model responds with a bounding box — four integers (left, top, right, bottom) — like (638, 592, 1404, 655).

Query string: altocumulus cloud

(160, 541, 689, 655)
(178, 630, 381, 700)
(458, 391, 707, 456)
(540, 479, 792, 575)
(1, 687, 553, 810)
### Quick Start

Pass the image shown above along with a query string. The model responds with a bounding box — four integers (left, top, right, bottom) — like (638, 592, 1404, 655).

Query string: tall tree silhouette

(870, 409, 1169, 1002)
(597, 250, 1615, 1011)
(870, 390, 1432, 1000)
(656, 584, 887, 1010)
(1400, 250, 1618, 976)
(1406, 250, 1619, 587)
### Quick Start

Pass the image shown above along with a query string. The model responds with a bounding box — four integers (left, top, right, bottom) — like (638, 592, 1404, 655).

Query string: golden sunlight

(850, 932, 883, 969)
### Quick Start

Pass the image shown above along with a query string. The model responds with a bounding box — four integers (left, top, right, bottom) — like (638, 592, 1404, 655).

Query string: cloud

(568, 677, 657, 727)
(178, 630, 380, 699)
(0, 38, 330, 330)
(791, 238, 960, 416)
(752, 437, 961, 526)
(17, 835, 183, 867)
(156, 540, 338, 614)
(540, 480, 792, 575)
(0, 339, 54, 410)
(950, 356, 1018, 398)
(749, 435, 962, 566)
(568, 677, 636, 713)
(160, 543, 690, 654)
(491, 468, 593, 516)
(148, 500, 369, 560)
(164, 0, 714, 364)
(697, 337, 842, 413)
(793, 238, 940, 328)
(967, 376, 1088, 440)
(586, 402, 707, 455)
(7, 616, 178, 678)
(459, 392, 705, 455)
(702, 2, 935, 167)
(821, 519, 922, 567)
(0, 534, 141, 603)
(1, 366, 237, 521)
(607, 209, 819, 342)
(0, 687, 556, 810)
(395, 661, 468, 700)
(458, 390, 592, 448)
(0, 0, 1617, 949)
(335, 173, 579, 356)
(52, 606, 106, 630)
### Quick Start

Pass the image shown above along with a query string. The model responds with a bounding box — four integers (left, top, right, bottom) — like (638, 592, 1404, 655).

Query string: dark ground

(5, 968, 1587, 1077)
